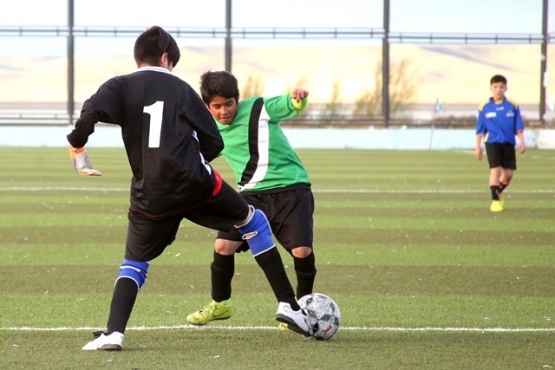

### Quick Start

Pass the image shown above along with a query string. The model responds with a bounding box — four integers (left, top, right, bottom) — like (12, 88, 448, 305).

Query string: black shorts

(125, 180, 249, 262)
(217, 186, 314, 253)
(485, 143, 517, 170)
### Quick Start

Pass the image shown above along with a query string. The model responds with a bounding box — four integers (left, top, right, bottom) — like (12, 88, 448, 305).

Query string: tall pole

(540, 0, 548, 127)
(382, 0, 390, 128)
(67, 0, 75, 126)
(225, 0, 232, 72)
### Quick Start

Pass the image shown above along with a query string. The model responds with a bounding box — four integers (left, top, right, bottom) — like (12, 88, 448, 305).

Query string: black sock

(294, 252, 317, 299)
(490, 185, 500, 200)
(106, 277, 138, 335)
(211, 251, 234, 302)
(498, 182, 509, 193)
(254, 247, 299, 310)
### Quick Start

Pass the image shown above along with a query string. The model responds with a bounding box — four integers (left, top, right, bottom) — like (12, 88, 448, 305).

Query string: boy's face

(490, 82, 507, 101)
(206, 96, 238, 125)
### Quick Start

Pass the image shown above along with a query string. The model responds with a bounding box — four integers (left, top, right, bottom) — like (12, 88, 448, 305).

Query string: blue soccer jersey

(476, 97, 524, 145)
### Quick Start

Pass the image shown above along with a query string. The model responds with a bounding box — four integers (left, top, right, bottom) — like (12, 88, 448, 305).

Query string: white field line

(0, 187, 554, 194)
(2, 188, 553, 333)
(2, 325, 554, 333)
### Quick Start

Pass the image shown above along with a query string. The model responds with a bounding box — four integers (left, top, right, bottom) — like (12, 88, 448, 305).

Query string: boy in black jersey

(67, 26, 308, 351)
(187, 71, 317, 331)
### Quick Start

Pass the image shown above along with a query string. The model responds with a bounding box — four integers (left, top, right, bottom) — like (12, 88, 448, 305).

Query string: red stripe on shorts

(212, 170, 223, 196)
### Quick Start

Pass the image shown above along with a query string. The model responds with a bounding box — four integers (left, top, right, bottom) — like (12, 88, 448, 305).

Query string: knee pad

(117, 259, 149, 290)
(236, 208, 275, 257)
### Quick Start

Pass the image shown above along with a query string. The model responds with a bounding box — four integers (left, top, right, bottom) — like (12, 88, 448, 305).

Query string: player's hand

(519, 142, 526, 154)
(291, 88, 309, 111)
(475, 146, 483, 160)
(291, 88, 309, 102)
(68, 144, 101, 176)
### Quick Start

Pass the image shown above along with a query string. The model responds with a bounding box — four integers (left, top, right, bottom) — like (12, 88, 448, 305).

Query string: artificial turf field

(1, 147, 554, 369)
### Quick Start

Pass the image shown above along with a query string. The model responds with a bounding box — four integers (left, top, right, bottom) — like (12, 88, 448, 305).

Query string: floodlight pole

(382, 0, 390, 128)
(225, 0, 232, 72)
(540, 0, 548, 127)
(67, 0, 75, 126)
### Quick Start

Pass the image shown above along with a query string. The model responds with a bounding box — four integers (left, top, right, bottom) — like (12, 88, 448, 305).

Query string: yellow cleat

(278, 321, 312, 339)
(186, 299, 232, 325)
(498, 193, 504, 207)
(490, 200, 503, 213)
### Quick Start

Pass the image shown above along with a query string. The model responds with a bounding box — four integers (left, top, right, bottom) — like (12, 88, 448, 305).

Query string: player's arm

(516, 130, 526, 154)
(66, 79, 124, 176)
(66, 94, 108, 176)
(514, 105, 526, 154)
(263, 90, 309, 122)
(67, 109, 102, 176)
(475, 105, 486, 160)
(475, 134, 484, 160)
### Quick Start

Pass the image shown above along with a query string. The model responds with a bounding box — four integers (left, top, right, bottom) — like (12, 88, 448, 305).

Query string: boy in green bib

(187, 71, 317, 330)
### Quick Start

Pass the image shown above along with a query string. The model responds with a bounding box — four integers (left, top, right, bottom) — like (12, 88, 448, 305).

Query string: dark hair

(199, 71, 240, 104)
(134, 26, 180, 67)
(490, 74, 507, 85)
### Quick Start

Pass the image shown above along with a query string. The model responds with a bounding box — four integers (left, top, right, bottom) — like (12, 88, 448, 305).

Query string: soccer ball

(298, 293, 341, 340)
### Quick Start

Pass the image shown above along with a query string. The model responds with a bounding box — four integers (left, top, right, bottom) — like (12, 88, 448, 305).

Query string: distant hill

(0, 44, 550, 105)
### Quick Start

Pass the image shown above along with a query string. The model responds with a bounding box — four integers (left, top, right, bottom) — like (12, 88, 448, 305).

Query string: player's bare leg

(497, 169, 513, 207)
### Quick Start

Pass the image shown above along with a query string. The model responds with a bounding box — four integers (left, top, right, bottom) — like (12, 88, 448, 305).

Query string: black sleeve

(183, 91, 224, 162)
(67, 78, 122, 148)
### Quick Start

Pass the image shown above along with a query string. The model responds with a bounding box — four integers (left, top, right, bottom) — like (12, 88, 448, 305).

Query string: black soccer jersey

(67, 66, 224, 215)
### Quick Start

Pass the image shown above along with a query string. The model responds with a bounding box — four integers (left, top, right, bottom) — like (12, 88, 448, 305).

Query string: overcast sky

(1, 0, 548, 33)
(0, 0, 550, 57)
(1, 0, 552, 106)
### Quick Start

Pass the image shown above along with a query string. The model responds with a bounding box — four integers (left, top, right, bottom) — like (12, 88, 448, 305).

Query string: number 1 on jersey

(144, 101, 164, 148)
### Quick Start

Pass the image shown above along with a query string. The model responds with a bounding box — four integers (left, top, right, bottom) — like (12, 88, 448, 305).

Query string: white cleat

(275, 302, 309, 336)
(82, 331, 124, 351)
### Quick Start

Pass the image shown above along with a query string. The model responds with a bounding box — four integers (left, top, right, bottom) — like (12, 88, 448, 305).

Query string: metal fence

(1, 0, 551, 127)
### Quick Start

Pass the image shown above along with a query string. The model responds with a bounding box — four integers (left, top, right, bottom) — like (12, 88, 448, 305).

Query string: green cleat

(490, 200, 503, 213)
(187, 299, 232, 325)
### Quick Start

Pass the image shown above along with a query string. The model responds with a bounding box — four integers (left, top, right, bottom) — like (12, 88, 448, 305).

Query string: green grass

(1, 147, 554, 369)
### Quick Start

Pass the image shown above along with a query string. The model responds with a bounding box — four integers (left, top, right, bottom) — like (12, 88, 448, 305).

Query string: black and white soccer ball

(298, 293, 341, 340)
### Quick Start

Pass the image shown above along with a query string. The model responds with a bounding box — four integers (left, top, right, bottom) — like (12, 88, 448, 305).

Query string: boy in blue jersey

(475, 74, 526, 212)
(186, 71, 317, 332)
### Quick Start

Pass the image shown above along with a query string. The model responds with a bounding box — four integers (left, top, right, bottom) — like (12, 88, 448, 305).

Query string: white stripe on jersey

(240, 105, 270, 190)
